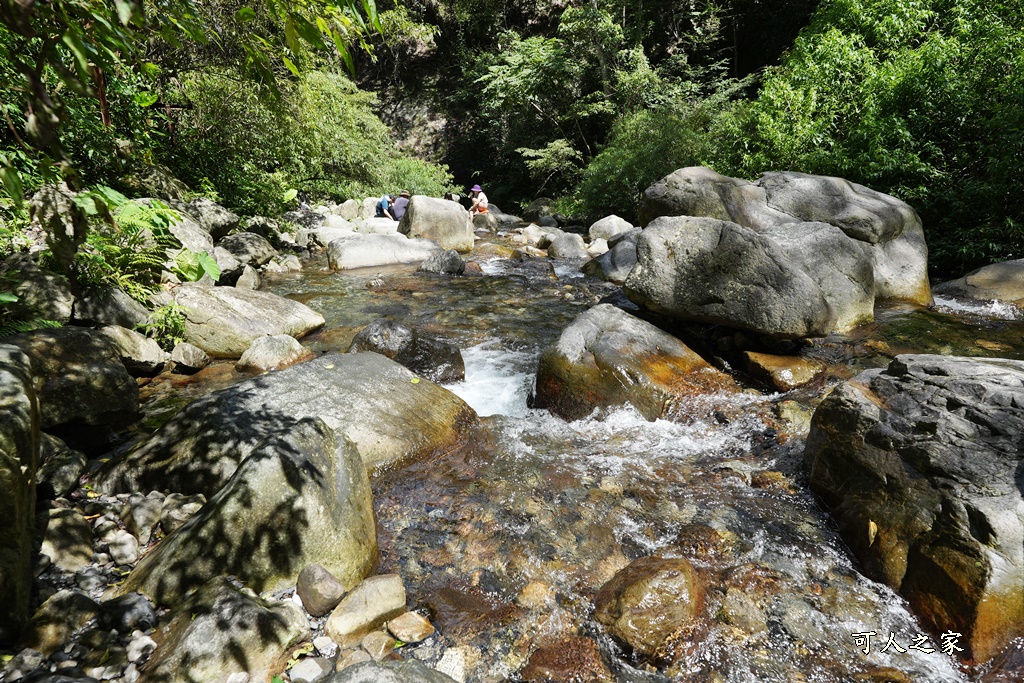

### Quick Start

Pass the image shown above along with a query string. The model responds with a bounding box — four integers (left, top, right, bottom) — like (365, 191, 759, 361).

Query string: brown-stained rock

(297, 563, 349, 617)
(520, 636, 614, 683)
(742, 351, 825, 391)
(424, 581, 524, 641)
(387, 611, 435, 644)
(672, 524, 731, 563)
(593, 554, 705, 665)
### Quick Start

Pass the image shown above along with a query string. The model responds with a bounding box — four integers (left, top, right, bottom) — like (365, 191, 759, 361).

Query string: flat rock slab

(327, 234, 442, 270)
(172, 283, 325, 358)
(933, 258, 1024, 304)
(805, 354, 1024, 661)
(92, 352, 477, 496)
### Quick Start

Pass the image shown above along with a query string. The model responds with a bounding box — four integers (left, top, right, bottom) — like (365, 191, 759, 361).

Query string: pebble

(337, 649, 372, 670)
(361, 630, 397, 660)
(289, 656, 334, 683)
(296, 563, 348, 617)
(386, 611, 435, 644)
(127, 633, 157, 662)
(107, 530, 140, 565)
(313, 635, 338, 658)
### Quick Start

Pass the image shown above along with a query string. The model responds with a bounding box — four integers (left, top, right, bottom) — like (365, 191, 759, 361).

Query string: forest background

(1, 0, 1021, 278)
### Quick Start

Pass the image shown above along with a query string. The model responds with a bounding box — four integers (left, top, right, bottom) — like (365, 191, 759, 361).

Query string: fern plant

(0, 291, 61, 341)
(140, 303, 187, 350)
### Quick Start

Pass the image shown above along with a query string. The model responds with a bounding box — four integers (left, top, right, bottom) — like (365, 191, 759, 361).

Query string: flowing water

(179, 245, 1024, 682)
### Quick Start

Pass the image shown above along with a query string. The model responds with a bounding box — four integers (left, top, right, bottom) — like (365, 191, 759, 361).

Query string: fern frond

(0, 319, 62, 341)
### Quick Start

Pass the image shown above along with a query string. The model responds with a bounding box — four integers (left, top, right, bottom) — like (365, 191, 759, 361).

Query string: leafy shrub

(141, 303, 187, 351)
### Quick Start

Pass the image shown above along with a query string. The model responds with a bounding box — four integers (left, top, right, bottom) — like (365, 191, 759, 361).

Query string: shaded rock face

(933, 258, 1024, 304)
(167, 213, 215, 255)
(325, 659, 459, 683)
(6, 328, 139, 450)
(636, 167, 932, 323)
(141, 576, 308, 683)
(171, 197, 241, 240)
(625, 215, 875, 338)
(0, 254, 74, 323)
(348, 319, 465, 384)
(217, 231, 278, 269)
(532, 304, 741, 422)
(523, 198, 556, 223)
(92, 353, 477, 496)
(593, 554, 705, 665)
(72, 287, 151, 330)
(805, 355, 1024, 662)
(327, 233, 442, 271)
(0, 345, 39, 644)
(120, 418, 377, 606)
(97, 325, 167, 377)
(398, 196, 474, 252)
(582, 239, 637, 285)
(172, 282, 325, 358)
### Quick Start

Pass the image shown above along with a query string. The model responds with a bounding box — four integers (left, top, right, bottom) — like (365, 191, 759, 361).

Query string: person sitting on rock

(375, 193, 394, 220)
(392, 190, 411, 221)
(469, 184, 488, 217)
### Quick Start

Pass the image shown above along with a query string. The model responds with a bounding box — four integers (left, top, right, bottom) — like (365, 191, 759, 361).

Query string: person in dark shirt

(375, 193, 394, 219)
(392, 190, 411, 220)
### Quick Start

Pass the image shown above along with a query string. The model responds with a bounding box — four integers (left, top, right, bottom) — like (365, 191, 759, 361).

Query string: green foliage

(141, 303, 187, 351)
(173, 249, 221, 283)
(735, 0, 1024, 274)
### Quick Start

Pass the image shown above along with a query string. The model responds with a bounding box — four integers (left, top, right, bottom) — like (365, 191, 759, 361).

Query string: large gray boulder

(216, 232, 277, 269)
(167, 214, 214, 255)
(72, 287, 150, 330)
(805, 355, 1024, 662)
(6, 327, 140, 441)
(354, 217, 400, 235)
(119, 418, 376, 605)
(933, 259, 1024, 304)
(235, 334, 313, 373)
(171, 283, 325, 358)
(297, 225, 356, 250)
(0, 345, 39, 644)
(335, 199, 360, 220)
(0, 254, 74, 323)
(92, 353, 477, 496)
(327, 233, 442, 271)
(637, 167, 932, 312)
(398, 196, 474, 252)
(624, 216, 875, 338)
(97, 325, 167, 376)
(326, 660, 459, 683)
(533, 304, 740, 421)
(547, 233, 590, 260)
(141, 576, 308, 683)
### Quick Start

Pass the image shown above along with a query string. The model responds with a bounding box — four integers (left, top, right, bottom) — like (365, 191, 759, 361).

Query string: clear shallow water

(258, 254, 1024, 681)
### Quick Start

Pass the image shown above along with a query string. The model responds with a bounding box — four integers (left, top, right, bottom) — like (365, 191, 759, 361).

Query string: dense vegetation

(1, 0, 1021, 276)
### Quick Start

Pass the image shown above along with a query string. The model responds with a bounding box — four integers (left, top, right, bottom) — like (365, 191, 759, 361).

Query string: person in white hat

(469, 184, 489, 217)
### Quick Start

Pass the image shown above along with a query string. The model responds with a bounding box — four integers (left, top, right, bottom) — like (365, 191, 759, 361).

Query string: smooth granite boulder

(327, 234, 442, 271)
(92, 352, 477, 496)
(805, 355, 1024, 662)
(217, 232, 278, 269)
(933, 259, 1024, 305)
(72, 287, 151, 330)
(398, 196, 474, 252)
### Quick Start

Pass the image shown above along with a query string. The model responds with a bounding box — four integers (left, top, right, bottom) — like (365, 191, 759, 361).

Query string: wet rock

(117, 418, 376, 605)
(533, 304, 740, 421)
(742, 351, 824, 391)
(399, 196, 474, 252)
(217, 232, 277, 269)
(20, 589, 100, 655)
(290, 657, 334, 683)
(418, 249, 466, 275)
(777, 596, 828, 647)
(326, 659, 459, 683)
(805, 354, 1024, 661)
(593, 554, 705, 664)
(142, 576, 308, 683)
(235, 334, 313, 373)
(718, 586, 767, 634)
(387, 611, 435, 644)
(327, 233, 443, 270)
(0, 254, 74, 323)
(326, 574, 406, 647)
(101, 593, 158, 633)
(672, 524, 732, 562)
(235, 265, 262, 290)
(933, 258, 1024, 304)
(38, 508, 94, 573)
(463, 261, 484, 276)
(582, 238, 638, 286)
(168, 341, 209, 373)
(97, 325, 167, 377)
(171, 282, 324, 358)
(36, 435, 87, 501)
(624, 215, 875, 339)
(93, 353, 476, 495)
(523, 198, 556, 223)
(6, 327, 140, 448)
(73, 287, 150, 329)
(297, 563, 350, 617)
(589, 215, 633, 242)
(424, 582, 523, 641)
(338, 649, 373, 670)
(361, 630, 397, 660)
(0, 346, 40, 641)
(520, 636, 614, 683)
(348, 319, 465, 383)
